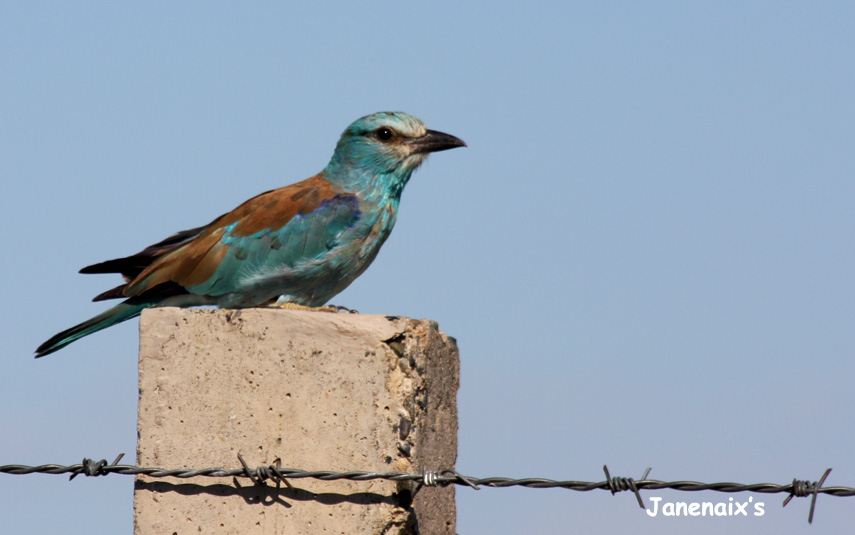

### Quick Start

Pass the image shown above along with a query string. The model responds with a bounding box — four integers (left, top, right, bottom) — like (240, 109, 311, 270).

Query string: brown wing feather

(121, 173, 340, 297)
(79, 224, 212, 280)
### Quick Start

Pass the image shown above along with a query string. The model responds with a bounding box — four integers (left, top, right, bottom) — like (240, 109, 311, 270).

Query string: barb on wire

(1, 455, 851, 524)
(237, 453, 293, 489)
(603, 465, 650, 509)
(782, 468, 832, 524)
(441, 469, 480, 490)
(68, 453, 125, 481)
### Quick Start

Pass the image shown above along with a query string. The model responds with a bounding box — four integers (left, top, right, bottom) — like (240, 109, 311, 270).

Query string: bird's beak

(406, 129, 467, 154)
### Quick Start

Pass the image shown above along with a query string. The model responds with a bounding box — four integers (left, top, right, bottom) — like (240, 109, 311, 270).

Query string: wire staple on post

(422, 471, 439, 487)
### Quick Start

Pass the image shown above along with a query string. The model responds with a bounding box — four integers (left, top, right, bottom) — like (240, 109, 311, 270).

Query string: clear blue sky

(2, 2, 854, 533)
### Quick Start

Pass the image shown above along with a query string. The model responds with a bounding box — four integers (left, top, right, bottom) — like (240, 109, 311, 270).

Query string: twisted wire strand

(2, 457, 849, 523)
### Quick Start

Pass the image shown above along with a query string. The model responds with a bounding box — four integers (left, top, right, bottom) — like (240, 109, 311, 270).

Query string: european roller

(36, 112, 465, 357)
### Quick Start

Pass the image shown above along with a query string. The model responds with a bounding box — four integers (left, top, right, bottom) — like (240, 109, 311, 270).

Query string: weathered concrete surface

(134, 307, 459, 535)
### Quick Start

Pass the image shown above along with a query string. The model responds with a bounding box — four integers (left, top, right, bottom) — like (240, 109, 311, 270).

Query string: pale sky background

(2, 2, 854, 534)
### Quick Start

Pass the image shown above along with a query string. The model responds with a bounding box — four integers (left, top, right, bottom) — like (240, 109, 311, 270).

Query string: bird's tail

(35, 299, 156, 358)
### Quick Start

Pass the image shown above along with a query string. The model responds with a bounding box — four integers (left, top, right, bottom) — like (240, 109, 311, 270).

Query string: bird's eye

(376, 127, 393, 141)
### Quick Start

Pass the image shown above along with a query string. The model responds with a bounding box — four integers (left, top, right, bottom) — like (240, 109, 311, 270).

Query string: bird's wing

(81, 224, 211, 281)
(119, 173, 361, 300)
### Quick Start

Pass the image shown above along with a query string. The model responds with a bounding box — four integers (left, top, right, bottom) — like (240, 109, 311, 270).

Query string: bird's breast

(221, 198, 399, 307)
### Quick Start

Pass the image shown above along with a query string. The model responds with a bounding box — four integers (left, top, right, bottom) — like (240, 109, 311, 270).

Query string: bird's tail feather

(35, 299, 156, 358)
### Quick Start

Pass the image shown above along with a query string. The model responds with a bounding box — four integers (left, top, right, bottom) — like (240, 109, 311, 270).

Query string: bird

(35, 111, 465, 357)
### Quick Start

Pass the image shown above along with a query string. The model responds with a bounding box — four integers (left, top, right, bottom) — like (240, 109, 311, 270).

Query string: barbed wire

(1, 454, 849, 524)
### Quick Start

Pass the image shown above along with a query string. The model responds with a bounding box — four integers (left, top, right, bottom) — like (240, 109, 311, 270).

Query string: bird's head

(324, 112, 465, 194)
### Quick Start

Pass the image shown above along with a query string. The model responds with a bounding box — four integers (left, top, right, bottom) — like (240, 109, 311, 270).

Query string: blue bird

(36, 112, 465, 357)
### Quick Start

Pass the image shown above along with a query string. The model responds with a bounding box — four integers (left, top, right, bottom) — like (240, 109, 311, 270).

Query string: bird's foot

(328, 304, 359, 314)
(267, 300, 357, 314)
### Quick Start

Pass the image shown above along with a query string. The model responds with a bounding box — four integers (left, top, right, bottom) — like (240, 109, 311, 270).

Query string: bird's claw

(266, 301, 358, 314)
(329, 305, 359, 314)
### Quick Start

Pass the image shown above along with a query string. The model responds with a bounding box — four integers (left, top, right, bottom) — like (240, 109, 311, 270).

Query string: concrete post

(133, 308, 459, 535)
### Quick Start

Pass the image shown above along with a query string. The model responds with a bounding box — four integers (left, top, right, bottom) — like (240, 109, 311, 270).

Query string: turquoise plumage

(36, 112, 465, 357)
